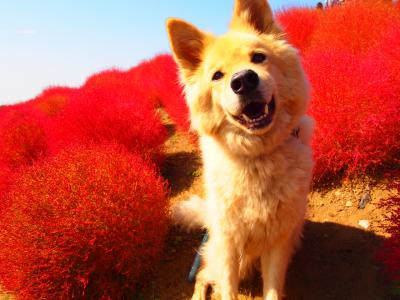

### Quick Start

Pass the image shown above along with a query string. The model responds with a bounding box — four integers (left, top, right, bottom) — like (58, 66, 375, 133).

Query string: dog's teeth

(256, 114, 265, 121)
(241, 114, 251, 122)
(264, 105, 269, 114)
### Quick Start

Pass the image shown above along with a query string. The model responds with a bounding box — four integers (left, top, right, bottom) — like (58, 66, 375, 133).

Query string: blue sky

(0, 0, 316, 105)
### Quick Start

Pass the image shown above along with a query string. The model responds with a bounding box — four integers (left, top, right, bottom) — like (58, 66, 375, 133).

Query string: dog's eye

(251, 53, 267, 64)
(212, 71, 224, 81)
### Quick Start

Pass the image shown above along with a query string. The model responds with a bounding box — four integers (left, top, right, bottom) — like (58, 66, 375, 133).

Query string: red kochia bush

(131, 55, 191, 133)
(48, 83, 167, 163)
(308, 1, 400, 55)
(81, 69, 153, 104)
(0, 163, 10, 192)
(305, 49, 400, 181)
(372, 20, 400, 95)
(0, 163, 12, 214)
(79, 55, 190, 136)
(0, 144, 168, 299)
(276, 8, 321, 53)
(28, 86, 76, 116)
(83, 67, 160, 108)
(0, 105, 48, 169)
(83, 69, 127, 90)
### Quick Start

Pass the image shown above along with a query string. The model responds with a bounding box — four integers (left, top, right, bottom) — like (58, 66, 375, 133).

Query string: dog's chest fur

(201, 135, 312, 256)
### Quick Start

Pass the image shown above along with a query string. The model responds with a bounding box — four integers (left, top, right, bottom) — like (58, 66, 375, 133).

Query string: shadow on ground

(287, 221, 389, 299)
(164, 124, 176, 137)
(148, 221, 392, 300)
(243, 221, 390, 300)
(161, 151, 201, 197)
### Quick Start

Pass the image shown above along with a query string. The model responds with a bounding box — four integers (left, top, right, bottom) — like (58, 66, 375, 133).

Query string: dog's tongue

(242, 102, 265, 119)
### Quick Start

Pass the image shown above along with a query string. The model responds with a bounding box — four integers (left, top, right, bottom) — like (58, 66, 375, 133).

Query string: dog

(166, 1, 314, 299)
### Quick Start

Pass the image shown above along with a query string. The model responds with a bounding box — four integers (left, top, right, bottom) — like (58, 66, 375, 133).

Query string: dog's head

(166, 0, 309, 156)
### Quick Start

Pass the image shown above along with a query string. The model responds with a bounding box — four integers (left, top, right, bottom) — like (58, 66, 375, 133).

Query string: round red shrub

(276, 8, 321, 53)
(308, 1, 400, 55)
(305, 49, 400, 182)
(28, 86, 76, 116)
(371, 19, 400, 96)
(146, 54, 191, 133)
(0, 144, 168, 299)
(83, 69, 127, 90)
(0, 105, 48, 169)
(126, 55, 191, 135)
(82, 68, 160, 108)
(50, 56, 190, 149)
(48, 84, 167, 164)
(0, 162, 13, 214)
(127, 60, 163, 107)
(0, 163, 10, 193)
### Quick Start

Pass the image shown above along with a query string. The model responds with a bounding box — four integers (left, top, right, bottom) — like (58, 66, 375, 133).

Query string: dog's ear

(166, 18, 210, 79)
(230, 0, 280, 34)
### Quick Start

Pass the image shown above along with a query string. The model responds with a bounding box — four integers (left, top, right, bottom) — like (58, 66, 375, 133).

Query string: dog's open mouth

(232, 97, 276, 130)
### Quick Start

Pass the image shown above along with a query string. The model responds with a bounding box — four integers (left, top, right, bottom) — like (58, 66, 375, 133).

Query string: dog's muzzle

(231, 96, 276, 130)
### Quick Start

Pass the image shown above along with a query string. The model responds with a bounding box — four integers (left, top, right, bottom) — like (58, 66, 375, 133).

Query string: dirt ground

(145, 121, 397, 300)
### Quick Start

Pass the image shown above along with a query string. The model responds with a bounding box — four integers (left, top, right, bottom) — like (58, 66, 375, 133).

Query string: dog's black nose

(230, 70, 259, 95)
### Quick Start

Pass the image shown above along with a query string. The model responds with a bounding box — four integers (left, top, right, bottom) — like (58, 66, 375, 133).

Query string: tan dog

(166, 1, 314, 299)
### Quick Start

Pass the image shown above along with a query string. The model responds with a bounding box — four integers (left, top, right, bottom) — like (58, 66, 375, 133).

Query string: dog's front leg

(217, 236, 240, 300)
(261, 237, 294, 300)
(192, 268, 209, 300)
(201, 231, 239, 300)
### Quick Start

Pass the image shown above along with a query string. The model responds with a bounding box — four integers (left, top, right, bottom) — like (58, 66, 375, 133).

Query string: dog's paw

(264, 288, 281, 300)
(191, 280, 209, 300)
